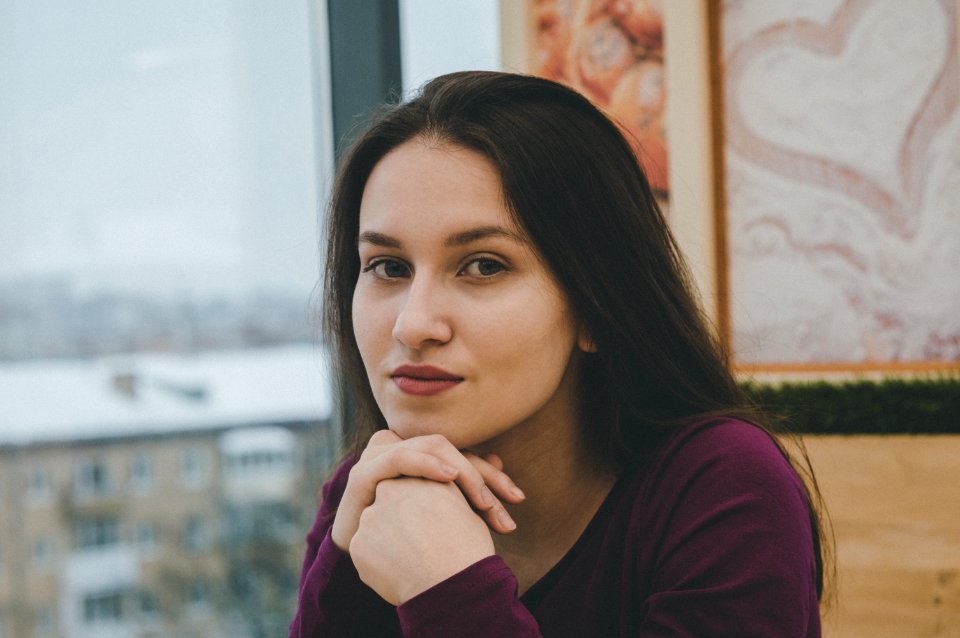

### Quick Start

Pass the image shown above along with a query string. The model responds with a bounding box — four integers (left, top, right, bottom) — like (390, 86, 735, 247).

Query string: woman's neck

(477, 413, 617, 584)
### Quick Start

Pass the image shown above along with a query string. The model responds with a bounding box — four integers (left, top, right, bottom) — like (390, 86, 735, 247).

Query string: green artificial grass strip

(740, 376, 960, 435)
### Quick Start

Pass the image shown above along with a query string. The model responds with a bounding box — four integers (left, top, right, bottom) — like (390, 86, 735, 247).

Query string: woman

(290, 71, 827, 637)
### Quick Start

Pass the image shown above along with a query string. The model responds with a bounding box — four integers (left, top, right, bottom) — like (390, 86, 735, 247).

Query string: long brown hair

(322, 71, 830, 599)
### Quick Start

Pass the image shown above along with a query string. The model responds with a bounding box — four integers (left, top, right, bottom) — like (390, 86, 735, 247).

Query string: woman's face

(352, 138, 591, 451)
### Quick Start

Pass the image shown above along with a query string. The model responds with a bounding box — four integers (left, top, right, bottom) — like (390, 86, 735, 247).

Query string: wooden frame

(709, 0, 960, 375)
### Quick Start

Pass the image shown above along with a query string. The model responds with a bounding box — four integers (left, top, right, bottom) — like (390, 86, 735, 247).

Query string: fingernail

(441, 464, 458, 476)
(511, 486, 525, 500)
(481, 485, 495, 507)
(498, 508, 516, 531)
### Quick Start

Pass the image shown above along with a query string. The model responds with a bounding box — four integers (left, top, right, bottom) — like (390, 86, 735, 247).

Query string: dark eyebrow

(358, 226, 525, 248)
(445, 226, 525, 247)
(358, 231, 401, 248)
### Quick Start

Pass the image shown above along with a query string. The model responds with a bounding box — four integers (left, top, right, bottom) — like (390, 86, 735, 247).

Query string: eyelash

(361, 256, 509, 280)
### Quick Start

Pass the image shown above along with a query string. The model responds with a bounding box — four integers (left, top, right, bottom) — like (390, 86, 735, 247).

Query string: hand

(350, 477, 496, 605)
(330, 430, 525, 552)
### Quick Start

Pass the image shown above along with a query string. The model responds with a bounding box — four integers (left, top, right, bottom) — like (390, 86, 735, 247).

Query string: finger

(332, 448, 458, 551)
(478, 500, 517, 535)
(361, 447, 460, 493)
(419, 450, 517, 534)
(366, 428, 403, 448)
(463, 452, 526, 504)
(408, 436, 503, 515)
(482, 452, 504, 471)
(367, 436, 520, 536)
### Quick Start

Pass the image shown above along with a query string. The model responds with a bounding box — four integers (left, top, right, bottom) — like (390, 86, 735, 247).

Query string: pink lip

(391, 365, 464, 396)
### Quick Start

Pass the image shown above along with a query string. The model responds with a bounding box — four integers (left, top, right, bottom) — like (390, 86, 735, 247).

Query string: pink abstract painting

(720, 0, 960, 367)
(535, 0, 669, 198)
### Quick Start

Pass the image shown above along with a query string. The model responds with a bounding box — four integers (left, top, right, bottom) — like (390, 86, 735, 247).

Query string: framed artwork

(711, 0, 960, 372)
(531, 0, 669, 200)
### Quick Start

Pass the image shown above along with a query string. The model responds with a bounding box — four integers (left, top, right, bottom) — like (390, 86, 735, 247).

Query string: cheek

(351, 288, 389, 370)
(477, 289, 577, 373)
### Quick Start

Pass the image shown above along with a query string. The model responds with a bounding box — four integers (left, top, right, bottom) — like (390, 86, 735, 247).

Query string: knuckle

(374, 480, 393, 500)
(368, 429, 393, 445)
(357, 503, 374, 525)
(424, 433, 451, 450)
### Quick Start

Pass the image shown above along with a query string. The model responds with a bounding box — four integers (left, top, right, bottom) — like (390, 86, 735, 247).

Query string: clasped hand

(331, 430, 525, 605)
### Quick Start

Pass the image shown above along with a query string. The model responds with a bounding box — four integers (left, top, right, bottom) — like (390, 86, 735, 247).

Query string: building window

(83, 590, 124, 623)
(180, 447, 209, 490)
(183, 515, 209, 553)
(185, 581, 210, 614)
(32, 536, 54, 569)
(75, 516, 120, 550)
(130, 453, 154, 493)
(135, 522, 157, 556)
(75, 459, 112, 499)
(27, 467, 52, 505)
(139, 590, 159, 618)
(35, 606, 54, 634)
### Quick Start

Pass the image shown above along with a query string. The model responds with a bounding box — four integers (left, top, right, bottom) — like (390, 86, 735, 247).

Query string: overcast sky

(0, 0, 499, 298)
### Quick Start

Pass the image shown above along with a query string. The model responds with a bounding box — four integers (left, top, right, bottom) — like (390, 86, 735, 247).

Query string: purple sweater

(290, 419, 822, 637)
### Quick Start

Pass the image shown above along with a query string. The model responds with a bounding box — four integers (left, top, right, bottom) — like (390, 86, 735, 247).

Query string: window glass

(75, 460, 112, 499)
(180, 447, 210, 490)
(183, 515, 208, 553)
(135, 522, 157, 555)
(35, 606, 55, 635)
(131, 453, 154, 492)
(31, 536, 54, 569)
(27, 467, 52, 505)
(83, 590, 125, 623)
(75, 516, 121, 549)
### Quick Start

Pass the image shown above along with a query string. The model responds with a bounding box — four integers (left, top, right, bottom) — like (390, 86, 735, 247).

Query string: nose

(391, 278, 453, 349)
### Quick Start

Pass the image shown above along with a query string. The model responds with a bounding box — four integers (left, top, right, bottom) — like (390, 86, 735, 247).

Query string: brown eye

(461, 258, 507, 278)
(363, 259, 410, 278)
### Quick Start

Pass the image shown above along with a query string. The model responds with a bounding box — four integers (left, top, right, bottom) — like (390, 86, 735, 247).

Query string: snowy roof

(219, 425, 298, 456)
(0, 345, 332, 446)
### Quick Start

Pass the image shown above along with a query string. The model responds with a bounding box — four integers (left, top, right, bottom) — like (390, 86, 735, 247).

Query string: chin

(385, 416, 472, 449)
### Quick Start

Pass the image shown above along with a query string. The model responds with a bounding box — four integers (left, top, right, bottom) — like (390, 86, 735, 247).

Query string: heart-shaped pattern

(722, 0, 960, 365)
(723, 0, 958, 241)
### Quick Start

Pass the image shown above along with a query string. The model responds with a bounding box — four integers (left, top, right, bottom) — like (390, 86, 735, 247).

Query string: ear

(577, 329, 598, 353)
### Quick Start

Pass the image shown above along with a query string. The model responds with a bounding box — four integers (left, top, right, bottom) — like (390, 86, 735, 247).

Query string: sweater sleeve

(289, 457, 399, 638)
(636, 421, 821, 637)
(397, 555, 543, 637)
(290, 457, 542, 638)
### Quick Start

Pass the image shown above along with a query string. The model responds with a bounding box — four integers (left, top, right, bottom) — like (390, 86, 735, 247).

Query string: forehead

(358, 139, 518, 236)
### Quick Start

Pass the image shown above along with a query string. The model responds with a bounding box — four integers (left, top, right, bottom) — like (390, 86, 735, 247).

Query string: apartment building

(0, 345, 335, 638)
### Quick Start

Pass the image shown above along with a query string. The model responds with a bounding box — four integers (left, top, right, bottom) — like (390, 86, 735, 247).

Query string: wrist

(396, 546, 495, 605)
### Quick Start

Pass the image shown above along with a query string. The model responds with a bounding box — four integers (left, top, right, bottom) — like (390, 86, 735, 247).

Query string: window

(180, 447, 209, 490)
(139, 590, 159, 618)
(83, 590, 124, 623)
(130, 453, 154, 493)
(4, 0, 333, 635)
(185, 581, 210, 614)
(75, 516, 120, 549)
(135, 522, 157, 556)
(183, 515, 208, 553)
(75, 459, 112, 499)
(32, 536, 54, 569)
(27, 467, 52, 505)
(35, 606, 54, 635)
